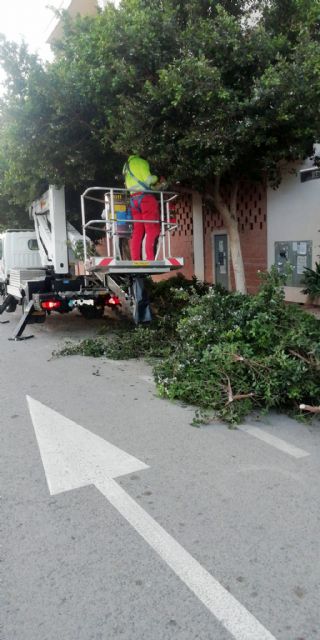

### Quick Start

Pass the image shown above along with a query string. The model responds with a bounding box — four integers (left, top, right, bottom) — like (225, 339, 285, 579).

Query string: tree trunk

(212, 175, 247, 294)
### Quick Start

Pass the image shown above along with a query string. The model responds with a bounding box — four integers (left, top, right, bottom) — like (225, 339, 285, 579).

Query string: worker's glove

(156, 176, 168, 190)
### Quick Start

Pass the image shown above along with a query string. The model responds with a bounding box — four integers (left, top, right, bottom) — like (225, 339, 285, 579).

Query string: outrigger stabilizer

(0, 296, 45, 340)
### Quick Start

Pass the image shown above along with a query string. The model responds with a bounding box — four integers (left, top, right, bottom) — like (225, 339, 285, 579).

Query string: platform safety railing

(80, 187, 179, 271)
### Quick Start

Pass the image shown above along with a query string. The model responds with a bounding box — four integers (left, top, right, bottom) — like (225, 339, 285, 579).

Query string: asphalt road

(1, 309, 320, 640)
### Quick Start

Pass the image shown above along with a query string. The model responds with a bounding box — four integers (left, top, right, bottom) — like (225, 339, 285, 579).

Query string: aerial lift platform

(81, 186, 183, 274)
(80, 186, 184, 322)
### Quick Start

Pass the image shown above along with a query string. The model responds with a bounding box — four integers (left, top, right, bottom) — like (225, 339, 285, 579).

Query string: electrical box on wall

(275, 241, 312, 286)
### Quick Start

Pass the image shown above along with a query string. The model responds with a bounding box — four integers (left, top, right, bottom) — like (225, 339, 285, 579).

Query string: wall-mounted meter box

(275, 241, 312, 286)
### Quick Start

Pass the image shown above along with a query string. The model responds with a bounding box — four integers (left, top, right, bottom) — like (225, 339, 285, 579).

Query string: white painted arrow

(27, 395, 148, 494)
(27, 395, 277, 640)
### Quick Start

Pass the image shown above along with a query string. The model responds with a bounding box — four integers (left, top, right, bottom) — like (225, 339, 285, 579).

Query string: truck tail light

(41, 300, 62, 310)
(106, 295, 121, 307)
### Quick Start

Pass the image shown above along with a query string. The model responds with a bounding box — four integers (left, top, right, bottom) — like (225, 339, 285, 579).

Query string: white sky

(0, 0, 111, 89)
(0, 0, 66, 59)
(0, 0, 68, 90)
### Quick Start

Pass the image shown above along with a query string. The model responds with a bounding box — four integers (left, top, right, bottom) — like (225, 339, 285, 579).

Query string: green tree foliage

(0, 196, 30, 230)
(107, 0, 320, 291)
(0, 1, 320, 272)
(301, 262, 320, 300)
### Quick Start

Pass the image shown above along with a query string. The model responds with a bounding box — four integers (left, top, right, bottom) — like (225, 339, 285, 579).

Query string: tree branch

(224, 376, 255, 405)
(289, 349, 320, 370)
(300, 404, 320, 414)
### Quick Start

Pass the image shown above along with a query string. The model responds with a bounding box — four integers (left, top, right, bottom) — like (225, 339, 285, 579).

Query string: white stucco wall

(267, 147, 320, 302)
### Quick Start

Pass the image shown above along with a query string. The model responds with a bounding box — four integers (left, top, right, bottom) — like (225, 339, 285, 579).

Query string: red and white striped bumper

(86, 257, 184, 274)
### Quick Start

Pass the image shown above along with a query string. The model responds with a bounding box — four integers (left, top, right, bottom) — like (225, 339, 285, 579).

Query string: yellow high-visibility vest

(123, 155, 158, 192)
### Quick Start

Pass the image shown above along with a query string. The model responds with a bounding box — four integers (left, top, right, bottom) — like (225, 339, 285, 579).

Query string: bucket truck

(0, 185, 184, 339)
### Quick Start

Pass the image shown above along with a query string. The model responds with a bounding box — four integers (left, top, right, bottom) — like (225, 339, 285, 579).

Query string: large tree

(1, 0, 320, 288)
(106, 0, 320, 291)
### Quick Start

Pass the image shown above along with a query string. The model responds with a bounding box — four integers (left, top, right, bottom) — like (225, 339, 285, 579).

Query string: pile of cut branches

(58, 270, 320, 424)
(154, 269, 320, 423)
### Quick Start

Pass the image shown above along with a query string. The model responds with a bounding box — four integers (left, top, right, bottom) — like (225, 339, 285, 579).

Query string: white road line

(239, 426, 310, 459)
(96, 476, 277, 640)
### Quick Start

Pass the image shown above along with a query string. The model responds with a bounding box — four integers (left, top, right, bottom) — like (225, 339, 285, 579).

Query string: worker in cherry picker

(123, 155, 165, 261)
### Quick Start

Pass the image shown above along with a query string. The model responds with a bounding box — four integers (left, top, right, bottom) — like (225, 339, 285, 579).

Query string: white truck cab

(0, 230, 42, 288)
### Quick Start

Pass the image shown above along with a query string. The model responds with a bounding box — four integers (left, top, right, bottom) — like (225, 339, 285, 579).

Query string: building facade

(47, 0, 106, 43)
(167, 183, 267, 295)
(267, 152, 320, 303)
(167, 156, 319, 303)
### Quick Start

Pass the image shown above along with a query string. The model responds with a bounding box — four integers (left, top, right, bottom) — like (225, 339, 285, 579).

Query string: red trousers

(130, 193, 160, 260)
